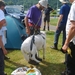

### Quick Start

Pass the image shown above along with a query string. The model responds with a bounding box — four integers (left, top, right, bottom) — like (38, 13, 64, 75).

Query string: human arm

(24, 6, 34, 35)
(50, 8, 54, 13)
(56, 5, 64, 30)
(0, 10, 6, 29)
(0, 19, 6, 29)
(0, 36, 7, 55)
(49, 7, 54, 13)
(24, 17, 30, 35)
(56, 14, 63, 30)
(62, 21, 75, 52)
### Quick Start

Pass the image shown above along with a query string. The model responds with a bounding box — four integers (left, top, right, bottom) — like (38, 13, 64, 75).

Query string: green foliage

(4, 0, 61, 10)
(52, 10, 57, 14)
(50, 10, 57, 17)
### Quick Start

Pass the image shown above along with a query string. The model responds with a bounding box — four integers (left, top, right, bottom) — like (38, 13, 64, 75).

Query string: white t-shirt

(66, 1, 75, 45)
(0, 9, 7, 47)
(2, 26, 7, 45)
(0, 29, 6, 46)
(0, 9, 5, 21)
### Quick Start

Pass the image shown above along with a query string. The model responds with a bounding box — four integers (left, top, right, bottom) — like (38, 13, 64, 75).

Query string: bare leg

(43, 22, 46, 31)
(47, 22, 50, 31)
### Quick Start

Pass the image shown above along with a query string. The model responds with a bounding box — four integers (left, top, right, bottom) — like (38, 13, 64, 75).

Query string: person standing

(50, 0, 70, 50)
(61, 0, 75, 75)
(24, 0, 48, 36)
(43, 4, 54, 31)
(0, 1, 8, 75)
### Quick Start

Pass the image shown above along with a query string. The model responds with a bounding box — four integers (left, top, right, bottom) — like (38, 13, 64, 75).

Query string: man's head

(59, 0, 69, 3)
(69, 0, 74, 3)
(38, 0, 48, 10)
(0, 0, 5, 10)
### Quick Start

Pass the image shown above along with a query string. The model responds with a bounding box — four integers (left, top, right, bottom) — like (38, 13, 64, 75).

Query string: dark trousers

(66, 42, 75, 75)
(54, 24, 66, 47)
(0, 48, 4, 75)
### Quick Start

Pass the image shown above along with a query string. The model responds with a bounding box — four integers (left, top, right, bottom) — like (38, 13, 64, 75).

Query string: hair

(0, 0, 5, 8)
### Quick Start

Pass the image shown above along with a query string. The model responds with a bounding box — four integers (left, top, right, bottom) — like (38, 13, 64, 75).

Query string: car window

(6, 8, 21, 14)
(13, 8, 21, 13)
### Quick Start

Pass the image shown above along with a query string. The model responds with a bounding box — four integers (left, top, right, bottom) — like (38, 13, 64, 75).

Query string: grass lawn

(50, 17, 58, 26)
(5, 31, 66, 75)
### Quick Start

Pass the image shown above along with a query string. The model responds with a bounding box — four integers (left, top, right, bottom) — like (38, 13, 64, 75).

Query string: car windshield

(6, 8, 21, 14)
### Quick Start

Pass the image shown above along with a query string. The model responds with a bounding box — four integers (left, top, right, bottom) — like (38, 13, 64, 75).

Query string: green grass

(50, 17, 58, 26)
(5, 31, 65, 75)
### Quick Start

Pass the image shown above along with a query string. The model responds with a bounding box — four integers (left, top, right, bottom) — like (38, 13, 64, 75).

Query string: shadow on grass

(5, 59, 25, 67)
(35, 60, 65, 75)
(5, 60, 26, 72)
(5, 60, 26, 74)
(5, 57, 65, 75)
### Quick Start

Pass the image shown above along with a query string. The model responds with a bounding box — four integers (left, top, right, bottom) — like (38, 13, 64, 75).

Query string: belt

(28, 23, 40, 29)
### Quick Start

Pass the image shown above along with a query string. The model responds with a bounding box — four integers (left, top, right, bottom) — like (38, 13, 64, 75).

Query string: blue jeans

(54, 24, 66, 47)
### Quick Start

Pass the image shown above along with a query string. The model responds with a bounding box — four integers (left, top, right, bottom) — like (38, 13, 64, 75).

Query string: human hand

(3, 48, 8, 55)
(56, 25, 58, 30)
(61, 44, 68, 53)
(0, 19, 6, 29)
(26, 27, 30, 35)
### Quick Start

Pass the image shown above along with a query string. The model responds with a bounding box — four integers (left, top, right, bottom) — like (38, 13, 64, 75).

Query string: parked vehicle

(4, 7, 25, 21)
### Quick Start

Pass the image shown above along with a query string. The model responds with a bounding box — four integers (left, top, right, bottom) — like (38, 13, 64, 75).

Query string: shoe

(50, 46, 58, 50)
(61, 71, 67, 75)
(48, 26, 49, 31)
(4, 56, 10, 60)
(28, 59, 39, 65)
(4, 72, 7, 75)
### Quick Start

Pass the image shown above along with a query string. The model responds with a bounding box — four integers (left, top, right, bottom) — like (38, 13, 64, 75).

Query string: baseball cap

(59, 0, 69, 3)
(39, 0, 48, 8)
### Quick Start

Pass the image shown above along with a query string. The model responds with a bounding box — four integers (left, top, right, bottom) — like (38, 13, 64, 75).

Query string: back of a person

(60, 3, 70, 25)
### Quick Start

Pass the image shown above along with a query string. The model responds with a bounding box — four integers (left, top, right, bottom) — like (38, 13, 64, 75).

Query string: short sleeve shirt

(44, 7, 53, 15)
(0, 29, 4, 47)
(0, 9, 7, 46)
(59, 4, 70, 25)
(26, 5, 42, 26)
(66, 1, 75, 44)
(0, 29, 2, 36)
(0, 9, 7, 31)
(0, 9, 5, 21)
